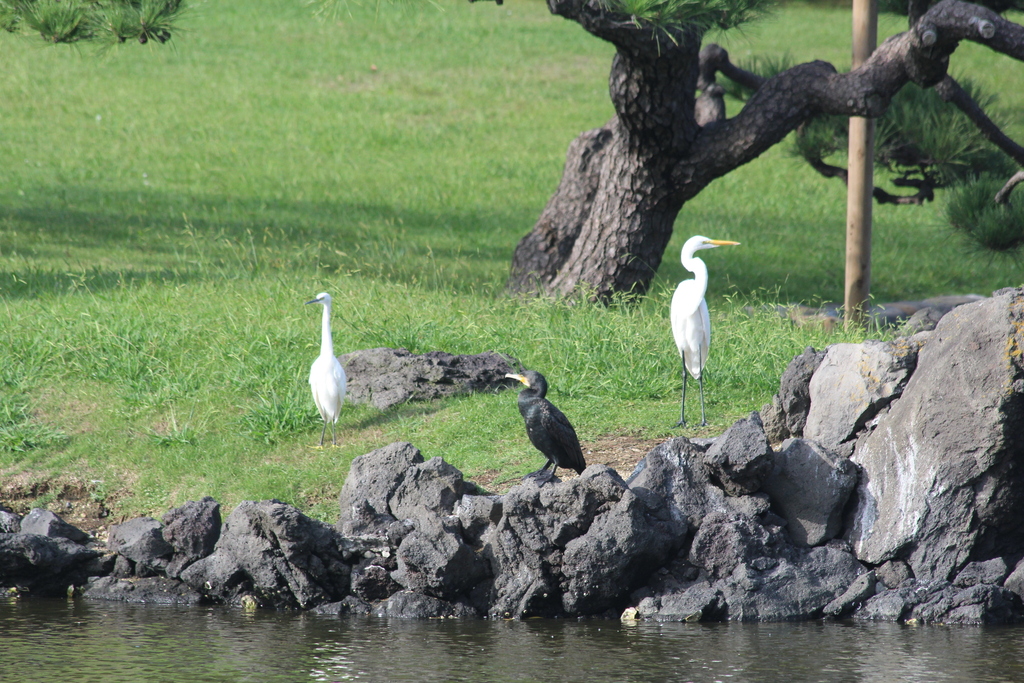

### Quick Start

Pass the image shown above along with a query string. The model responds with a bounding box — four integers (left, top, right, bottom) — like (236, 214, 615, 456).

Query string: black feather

(510, 370, 586, 476)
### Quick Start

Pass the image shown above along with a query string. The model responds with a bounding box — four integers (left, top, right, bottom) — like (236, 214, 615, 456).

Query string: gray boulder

(312, 595, 373, 615)
(855, 579, 1024, 624)
(823, 570, 876, 617)
(161, 497, 221, 579)
(561, 480, 681, 614)
(1003, 558, 1024, 599)
(0, 510, 22, 534)
(338, 348, 515, 411)
(0, 533, 104, 596)
(454, 495, 502, 547)
(181, 499, 350, 609)
(391, 516, 489, 602)
(804, 338, 921, 452)
(482, 465, 679, 618)
(848, 289, 1024, 581)
(374, 590, 478, 618)
(337, 441, 424, 536)
(953, 558, 1011, 588)
(350, 563, 402, 602)
(82, 575, 205, 604)
(688, 512, 770, 581)
(20, 508, 90, 544)
(107, 517, 174, 577)
(703, 412, 774, 496)
(636, 583, 726, 622)
(714, 543, 865, 621)
(627, 437, 770, 532)
(641, 511, 865, 622)
(760, 439, 857, 547)
(760, 347, 826, 442)
(388, 456, 467, 525)
(875, 559, 913, 589)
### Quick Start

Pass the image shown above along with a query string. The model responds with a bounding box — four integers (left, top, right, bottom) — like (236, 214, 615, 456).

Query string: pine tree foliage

(600, 0, 775, 32)
(0, 0, 184, 44)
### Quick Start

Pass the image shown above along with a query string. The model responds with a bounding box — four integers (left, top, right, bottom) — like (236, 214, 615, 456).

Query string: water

(3, 597, 1024, 683)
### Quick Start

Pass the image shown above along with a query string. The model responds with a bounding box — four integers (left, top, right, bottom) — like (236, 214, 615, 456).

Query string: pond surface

(3, 597, 1024, 683)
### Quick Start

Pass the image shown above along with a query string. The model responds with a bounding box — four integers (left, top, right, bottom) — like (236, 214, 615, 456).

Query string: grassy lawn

(1, 0, 1021, 522)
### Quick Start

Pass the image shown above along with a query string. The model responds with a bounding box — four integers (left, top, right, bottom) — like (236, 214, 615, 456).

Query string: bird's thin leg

(331, 420, 338, 446)
(675, 360, 688, 427)
(697, 346, 707, 427)
(319, 422, 327, 447)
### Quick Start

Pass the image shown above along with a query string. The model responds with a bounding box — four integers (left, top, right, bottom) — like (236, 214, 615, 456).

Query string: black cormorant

(505, 370, 586, 481)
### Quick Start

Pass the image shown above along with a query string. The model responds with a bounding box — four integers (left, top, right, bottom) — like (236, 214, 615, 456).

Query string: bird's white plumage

(670, 235, 739, 426)
(671, 279, 710, 380)
(307, 291, 347, 446)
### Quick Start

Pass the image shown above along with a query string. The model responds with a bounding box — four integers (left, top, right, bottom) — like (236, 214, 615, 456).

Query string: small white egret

(306, 292, 347, 446)
(670, 235, 740, 428)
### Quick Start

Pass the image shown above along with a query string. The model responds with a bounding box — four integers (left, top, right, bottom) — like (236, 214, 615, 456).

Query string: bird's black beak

(305, 298, 319, 305)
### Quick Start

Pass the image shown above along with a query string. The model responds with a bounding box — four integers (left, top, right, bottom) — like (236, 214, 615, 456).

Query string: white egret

(306, 292, 347, 446)
(670, 235, 740, 428)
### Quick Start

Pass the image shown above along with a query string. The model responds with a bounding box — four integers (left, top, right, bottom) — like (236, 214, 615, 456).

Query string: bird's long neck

(320, 302, 334, 358)
(683, 255, 709, 297)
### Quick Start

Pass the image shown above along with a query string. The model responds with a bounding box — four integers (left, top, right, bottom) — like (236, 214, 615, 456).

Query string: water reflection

(3, 597, 1024, 683)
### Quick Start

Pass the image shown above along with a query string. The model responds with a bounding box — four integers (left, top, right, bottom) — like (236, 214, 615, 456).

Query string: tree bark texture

(500, 0, 1024, 300)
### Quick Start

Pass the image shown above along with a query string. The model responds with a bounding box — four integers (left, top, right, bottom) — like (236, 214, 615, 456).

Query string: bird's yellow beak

(505, 373, 530, 387)
(707, 239, 740, 246)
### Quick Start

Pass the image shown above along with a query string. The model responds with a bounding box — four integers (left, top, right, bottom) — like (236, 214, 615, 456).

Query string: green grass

(1, 0, 1022, 522)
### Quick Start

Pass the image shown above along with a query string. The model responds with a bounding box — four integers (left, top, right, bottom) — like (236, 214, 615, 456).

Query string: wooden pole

(845, 0, 878, 329)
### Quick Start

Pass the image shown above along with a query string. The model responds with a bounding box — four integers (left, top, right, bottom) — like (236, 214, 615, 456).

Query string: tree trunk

(499, 0, 1024, 300)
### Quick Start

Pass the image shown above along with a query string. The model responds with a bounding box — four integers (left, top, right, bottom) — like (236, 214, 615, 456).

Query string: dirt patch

(0, 473, 118, 538)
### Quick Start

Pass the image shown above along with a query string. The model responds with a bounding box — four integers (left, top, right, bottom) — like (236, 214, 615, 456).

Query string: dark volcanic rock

(855, 579, 1024, 624)
(20, 508, 90, 544)
(161, 497, 221, 579)
(482, 465, 680, 618)
(312, 595, 373, 615)
(181, 499, 350, 609)
(875, 559, 913, 589)
(848, 289, 1024, 581)
(760, 439, 857, 547)
(823, 570, 876, 617)
(388, 456, 467, 525)
(350, 563, 402, 602)
(714, 543, 865, 621)
(83, 575, 206, 604)
(392, 516, 489, 602)
(561, 477, 681, 615)
(0, 533, 103, 596)
(627, 437, 769, 531)
(703, 412, 774, 496)
(374, 590, 478, 619)
(760, 346, 826, 442)
(688, 512, 770, 581)
(337, 441, 424, 537)
(0, 510, 21, 534)
(953, 558, 1011, 588)
(338, 347, 515, 411)
(640, 510, 866, 622)
(108, 517, 173, 576)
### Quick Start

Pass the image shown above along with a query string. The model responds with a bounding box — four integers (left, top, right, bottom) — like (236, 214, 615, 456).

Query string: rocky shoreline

(2, 287, 1023, 624)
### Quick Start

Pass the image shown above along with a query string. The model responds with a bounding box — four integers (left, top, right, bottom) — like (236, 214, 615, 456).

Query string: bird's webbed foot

(524, 467, 557, 486)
